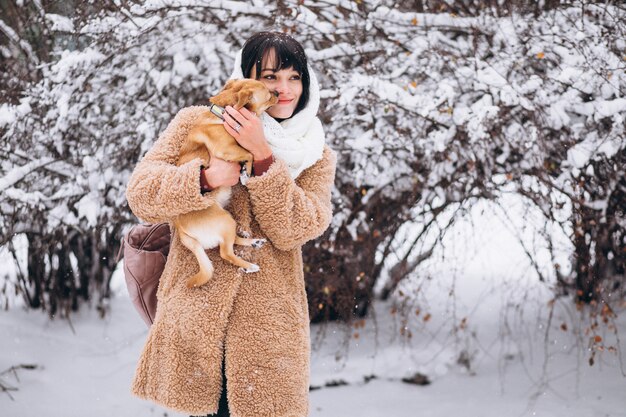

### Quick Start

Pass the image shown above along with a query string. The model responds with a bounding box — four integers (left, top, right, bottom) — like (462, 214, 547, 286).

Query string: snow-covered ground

(1, 197, 625, 417)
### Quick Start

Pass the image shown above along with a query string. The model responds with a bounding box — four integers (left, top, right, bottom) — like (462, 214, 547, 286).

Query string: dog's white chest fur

(214, 186, 232, 208)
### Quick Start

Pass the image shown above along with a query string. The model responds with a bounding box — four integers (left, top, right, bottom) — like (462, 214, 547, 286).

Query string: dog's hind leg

(235, 236, 266, 249)
(219, 234, 259, 274)
(179, 232, 215, 288)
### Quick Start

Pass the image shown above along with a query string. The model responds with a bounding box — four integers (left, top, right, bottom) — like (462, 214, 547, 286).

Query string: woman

(126, 32, 336, 417)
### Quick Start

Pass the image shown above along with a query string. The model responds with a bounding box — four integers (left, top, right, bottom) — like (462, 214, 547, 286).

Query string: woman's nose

(275, 78, 289, 94)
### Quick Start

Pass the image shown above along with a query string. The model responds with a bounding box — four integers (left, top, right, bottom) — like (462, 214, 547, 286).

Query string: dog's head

(210, 79, 279, 116)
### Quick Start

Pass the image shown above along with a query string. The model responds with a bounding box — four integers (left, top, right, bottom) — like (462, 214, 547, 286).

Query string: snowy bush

(307, 0, 625, 320)
(0, 0, 624, 321)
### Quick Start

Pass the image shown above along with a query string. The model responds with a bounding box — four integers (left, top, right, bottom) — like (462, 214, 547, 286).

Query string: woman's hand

(203, 157, 241, 188)
(223, 106, 273, 160)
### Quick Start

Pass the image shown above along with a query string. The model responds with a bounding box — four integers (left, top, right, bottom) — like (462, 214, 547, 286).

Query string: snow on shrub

(0, 1, 623, 319)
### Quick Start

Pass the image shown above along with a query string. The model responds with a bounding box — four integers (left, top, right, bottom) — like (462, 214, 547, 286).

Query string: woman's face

(250, 50, 303, 120)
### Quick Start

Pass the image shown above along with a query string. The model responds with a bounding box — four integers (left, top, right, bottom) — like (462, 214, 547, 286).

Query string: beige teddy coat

(126, 105, 336, 417)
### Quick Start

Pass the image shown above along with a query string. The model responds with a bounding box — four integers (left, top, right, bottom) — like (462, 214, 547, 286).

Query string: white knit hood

(228, 49, 326, 179)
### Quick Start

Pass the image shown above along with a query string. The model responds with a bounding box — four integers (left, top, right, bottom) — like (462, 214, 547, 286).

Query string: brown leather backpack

(116, 222, 171, 326)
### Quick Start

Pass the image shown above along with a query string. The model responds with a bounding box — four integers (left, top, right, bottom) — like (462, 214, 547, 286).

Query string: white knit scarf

(229, 49, 326, 179)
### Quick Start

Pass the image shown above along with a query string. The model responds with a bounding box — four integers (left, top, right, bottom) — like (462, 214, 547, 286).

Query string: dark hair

(241, 32, 310, 116)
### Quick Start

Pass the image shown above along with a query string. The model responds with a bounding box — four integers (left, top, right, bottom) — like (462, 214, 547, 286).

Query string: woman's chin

(267, 107, 295, 120)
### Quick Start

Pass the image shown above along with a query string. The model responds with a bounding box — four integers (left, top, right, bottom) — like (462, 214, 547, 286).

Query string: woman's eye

(263, 75, 276, 80)
(291, 75, 301, 81)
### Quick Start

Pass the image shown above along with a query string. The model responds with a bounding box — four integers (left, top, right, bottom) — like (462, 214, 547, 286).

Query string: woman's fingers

(222, 105, 267, 158)
(238, 106, 254, 119)
(225, 106, 248, 124)
(204, 157, 241, 187)
(223, 112, 241, 135)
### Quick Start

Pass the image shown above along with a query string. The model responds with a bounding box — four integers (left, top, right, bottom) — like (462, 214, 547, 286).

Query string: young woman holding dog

(126, 32, 336, 417)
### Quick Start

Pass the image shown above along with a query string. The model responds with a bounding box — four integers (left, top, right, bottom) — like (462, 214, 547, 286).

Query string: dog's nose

(271, 90, 279, 98)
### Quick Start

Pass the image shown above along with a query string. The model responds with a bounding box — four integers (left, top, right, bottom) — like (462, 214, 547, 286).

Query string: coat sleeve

(245, 145, 337, 251)
(125, 106, 218, 224)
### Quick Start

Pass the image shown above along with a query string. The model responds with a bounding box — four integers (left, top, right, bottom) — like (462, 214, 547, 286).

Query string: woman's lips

(277, 99, 293, 104)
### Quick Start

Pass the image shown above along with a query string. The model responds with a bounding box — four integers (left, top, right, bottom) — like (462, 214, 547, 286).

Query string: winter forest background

(1, 1, 625, 416)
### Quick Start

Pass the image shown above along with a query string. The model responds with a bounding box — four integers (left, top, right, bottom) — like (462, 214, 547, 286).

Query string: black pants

(191, 358, 229, 417)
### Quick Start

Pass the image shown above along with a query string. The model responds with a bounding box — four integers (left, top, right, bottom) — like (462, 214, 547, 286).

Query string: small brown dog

(173, 79, 278, 288)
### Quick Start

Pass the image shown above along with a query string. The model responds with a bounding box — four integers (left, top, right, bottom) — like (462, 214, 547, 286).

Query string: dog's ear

(211, 79, 238, 100)
(210, 80, 239, 106)
(233, 87, 254, 110)
(222, 79, 237, 91)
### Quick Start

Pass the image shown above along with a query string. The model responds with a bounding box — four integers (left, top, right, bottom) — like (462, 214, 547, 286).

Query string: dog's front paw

(239, 230, 251, 238)
(241, 264, 260, 274)
(240, 171, 250, 185)
(251, 239, 266, 248)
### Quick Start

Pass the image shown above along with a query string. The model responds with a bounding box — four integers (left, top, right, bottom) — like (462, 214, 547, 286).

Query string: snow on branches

(310, 1, 625, 308)
(0, 0, 623, 316)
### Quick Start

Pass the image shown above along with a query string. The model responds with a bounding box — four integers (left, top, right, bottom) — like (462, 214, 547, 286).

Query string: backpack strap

(115, 236, 125, 263)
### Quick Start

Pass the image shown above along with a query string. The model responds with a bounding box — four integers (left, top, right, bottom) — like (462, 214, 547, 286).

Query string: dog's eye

(271, 90, 279, 97)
